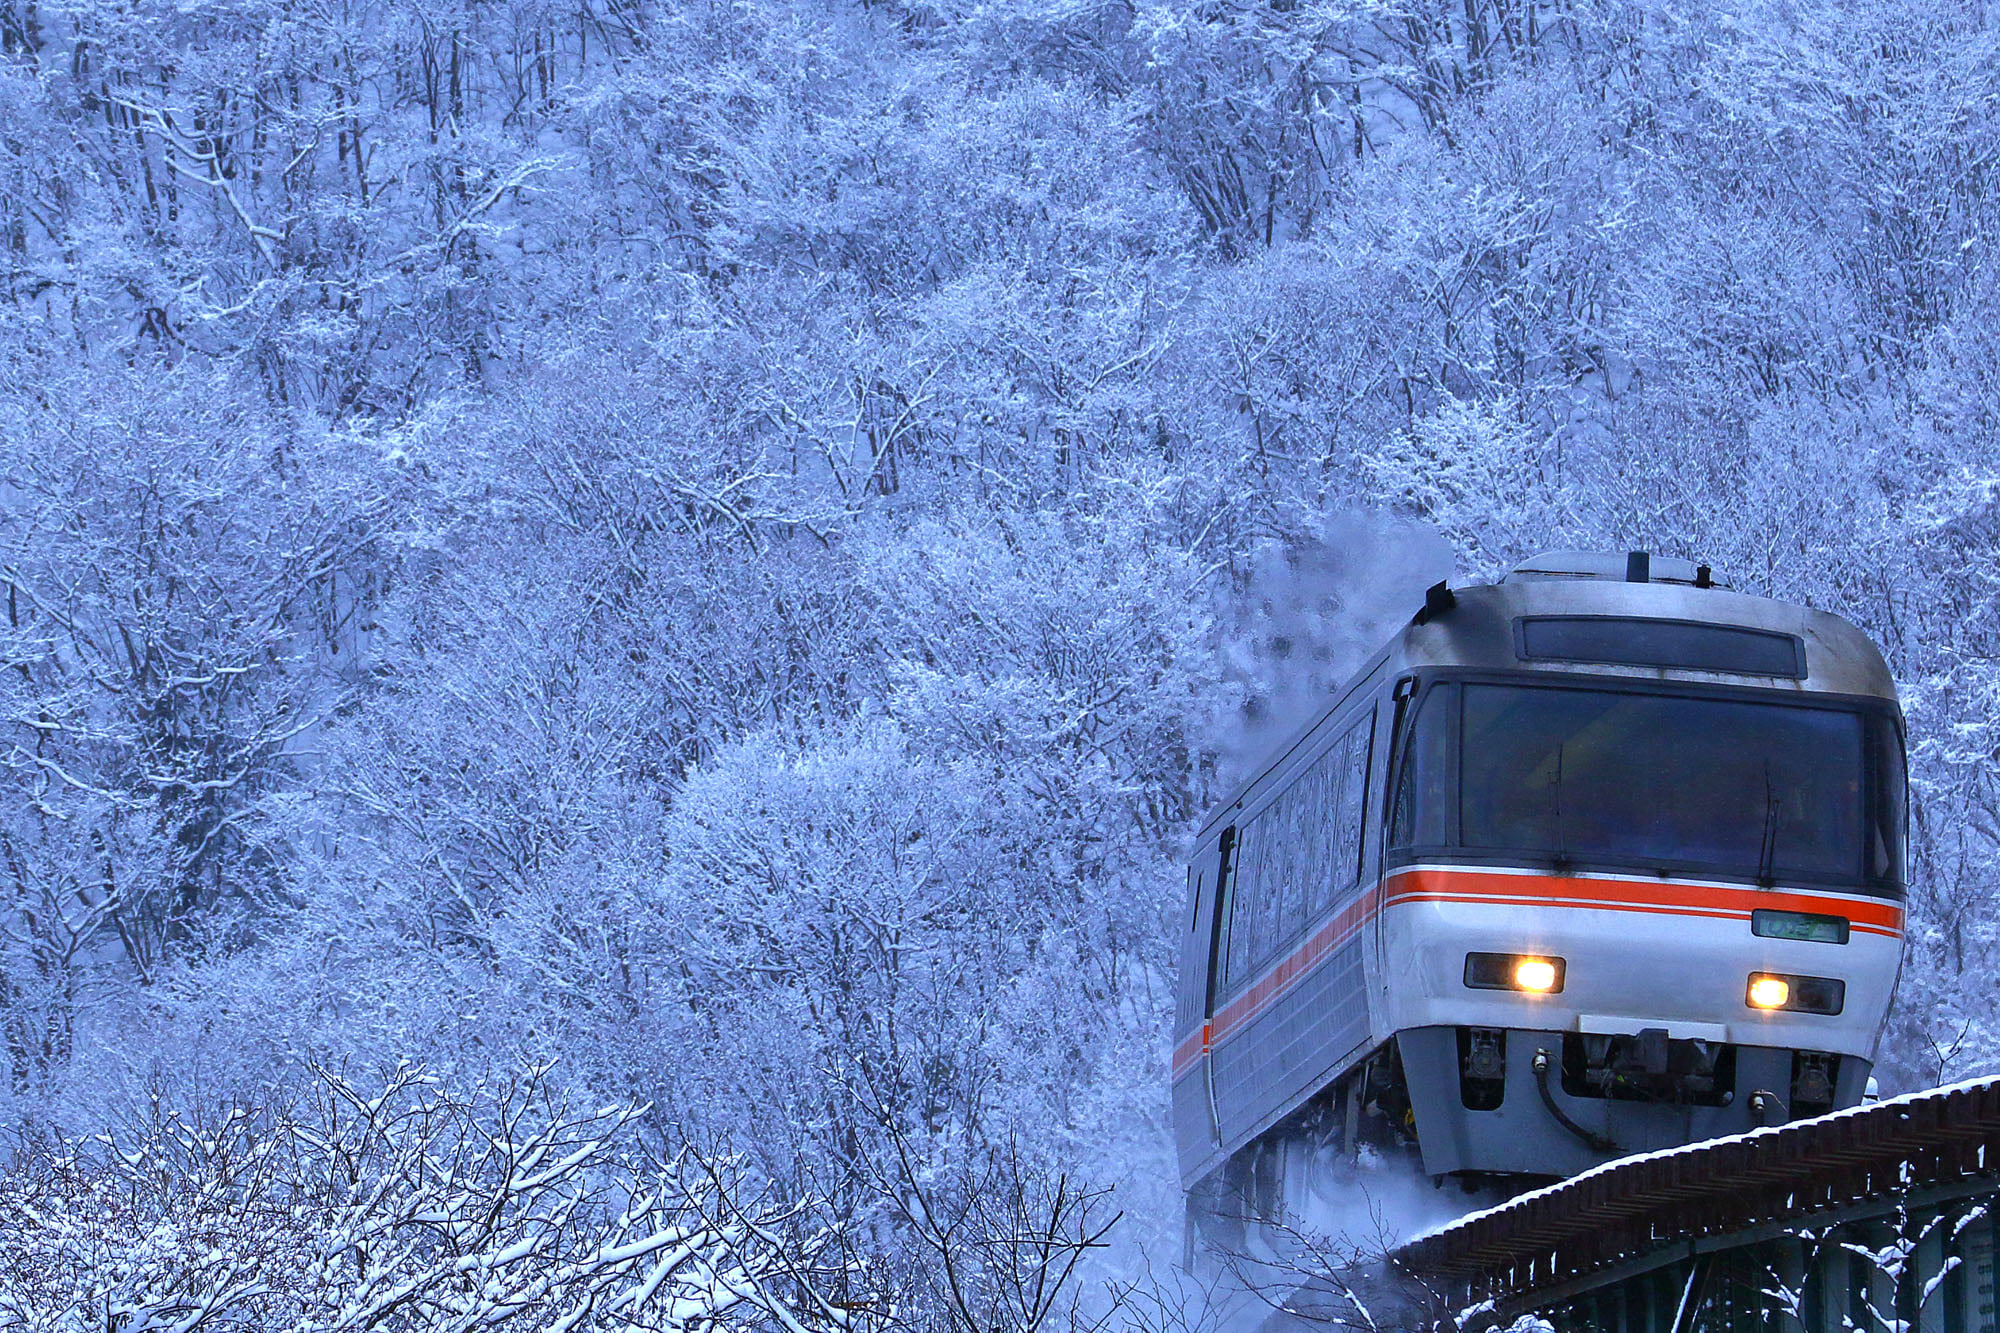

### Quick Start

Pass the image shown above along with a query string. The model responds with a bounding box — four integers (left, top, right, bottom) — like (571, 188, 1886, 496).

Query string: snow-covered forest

(2, 0, 1999, 1322)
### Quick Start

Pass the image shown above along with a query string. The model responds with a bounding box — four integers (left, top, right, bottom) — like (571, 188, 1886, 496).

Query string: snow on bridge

(1392, 1076, 2000, 1330)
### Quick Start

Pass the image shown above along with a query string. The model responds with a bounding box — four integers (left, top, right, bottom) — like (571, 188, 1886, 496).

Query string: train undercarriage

(1185, 1026, 1865, 1274)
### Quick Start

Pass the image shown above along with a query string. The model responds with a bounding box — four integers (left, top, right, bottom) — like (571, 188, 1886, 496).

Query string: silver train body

(1172, 553, 1906, 1218)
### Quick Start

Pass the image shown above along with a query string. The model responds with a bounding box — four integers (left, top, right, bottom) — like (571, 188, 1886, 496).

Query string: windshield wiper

(1550, 743, 1571, 871)
(1757, 763, 1780, 888)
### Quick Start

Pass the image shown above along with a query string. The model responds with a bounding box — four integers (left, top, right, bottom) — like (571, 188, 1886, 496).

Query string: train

(1173, 551, 1906, 1245)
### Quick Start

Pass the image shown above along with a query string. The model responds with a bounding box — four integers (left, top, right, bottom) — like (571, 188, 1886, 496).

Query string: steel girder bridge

(1378, 1078, 2000, 1331)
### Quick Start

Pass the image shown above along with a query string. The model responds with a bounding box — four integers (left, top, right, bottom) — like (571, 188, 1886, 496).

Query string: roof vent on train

(1501, 550, 1723, 588)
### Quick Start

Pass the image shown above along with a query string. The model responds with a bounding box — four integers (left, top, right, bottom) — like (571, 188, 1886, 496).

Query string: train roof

(1195, 552, 1899, 844)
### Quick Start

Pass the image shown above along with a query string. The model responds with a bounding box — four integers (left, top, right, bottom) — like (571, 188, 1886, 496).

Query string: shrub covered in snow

(0, 1064, 863, 1333)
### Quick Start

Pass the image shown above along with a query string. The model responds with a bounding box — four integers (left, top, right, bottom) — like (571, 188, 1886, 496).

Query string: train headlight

(1746, 972, 1846, 1015)
(1514, 958, 1560, 993)
(1464, 952, 1565, 994)
(1747, 975, 1791, 1009)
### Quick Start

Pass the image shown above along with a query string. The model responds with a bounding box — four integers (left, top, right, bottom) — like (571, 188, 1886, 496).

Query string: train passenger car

(1172, 552, 1906, 1233)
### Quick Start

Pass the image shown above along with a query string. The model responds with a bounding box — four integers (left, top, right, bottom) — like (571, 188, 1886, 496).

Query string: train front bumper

(1396, 1023, 1873, 1179)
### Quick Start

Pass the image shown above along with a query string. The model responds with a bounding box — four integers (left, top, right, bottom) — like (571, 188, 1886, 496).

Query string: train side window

(1390, 686, 1450, 850)
(1296, 714, 1372, 928)
(1244, 809, 1275, 969)
(1175, 868, 1207, 1033)
(1332, 712, 1372, 888)
(1228, 820, 1269, 985)
(1231, 709, 1382, 980)
(1272, 767, 1318, 948)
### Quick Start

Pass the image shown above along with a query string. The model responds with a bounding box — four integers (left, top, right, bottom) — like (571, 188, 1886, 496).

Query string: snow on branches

(0, 1063, 867, 1333)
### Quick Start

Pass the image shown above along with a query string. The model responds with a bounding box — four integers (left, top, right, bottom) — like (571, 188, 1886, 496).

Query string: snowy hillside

(1, 0, 1997, 1324)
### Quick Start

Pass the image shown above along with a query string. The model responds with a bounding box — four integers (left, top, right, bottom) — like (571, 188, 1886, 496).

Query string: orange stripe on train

(1168, 866, 1903, 1082)
(1389, 892, 1900, 938)
(1383, 867, 1904, 933)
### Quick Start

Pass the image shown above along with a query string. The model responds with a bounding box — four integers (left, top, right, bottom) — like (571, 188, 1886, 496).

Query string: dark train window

(1390, 687, 1450, 849)
(1870, 725, 1907, 887)
(1517, 616, 1805, 678)
(1458, 683, 1902, 894)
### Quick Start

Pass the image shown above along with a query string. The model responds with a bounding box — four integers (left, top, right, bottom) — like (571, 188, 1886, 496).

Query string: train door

(1200, 826, 1238, 1144)
(1365, 680, 1416, 1040)
(1172, 860, 1214, 1157)
(1173, 825, 1239, 1165)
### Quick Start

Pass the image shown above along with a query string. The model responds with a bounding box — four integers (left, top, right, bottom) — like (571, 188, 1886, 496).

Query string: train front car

(1173, 551, 1906, 1238)
(1382, 554, 1904, 1180)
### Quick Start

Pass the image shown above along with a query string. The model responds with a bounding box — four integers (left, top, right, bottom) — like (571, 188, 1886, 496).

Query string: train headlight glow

(1747, 974, 1791, 1010)
(1514, 958, 1560, 993)
(1464, 952, 1565, 994)
(1745, 971, 1846, 1015)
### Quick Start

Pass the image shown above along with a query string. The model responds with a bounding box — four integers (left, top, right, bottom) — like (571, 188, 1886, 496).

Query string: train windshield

(1435, 682, 1904, 894)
